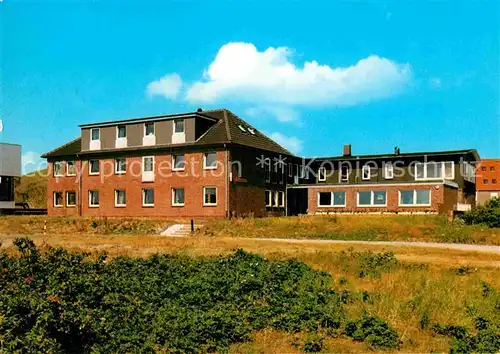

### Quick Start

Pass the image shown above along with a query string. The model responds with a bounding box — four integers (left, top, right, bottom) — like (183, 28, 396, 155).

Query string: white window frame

(203, 186, 217, 206)
(117, 125, 127, 139)
(66, 161, 77, 176)
(142, 156, 155, 173)
(142, 188, 155, 207)
(89, 190, 99, 208)
(415, 161, 455, 181)
(53, 161, 64, 177)
(265, 159, 271, 182)
(384, 163, 394, 179)
(115, 158, 126, 175)
(89, 160, 100, 175)
(172, 154, 185, 171)
(362, 165, 371, 180)
(173, 119, 185, 134)
(66, 191, 76, 207)
(90, 128, 100, 141)
(53, 192, 63, 207)
(144, 122, 155, 136)
(278, 191, 285, 207)
(288, 163, 293, 178)
(272, 191, 279, 207)
(203, 152, 217, 170)
(398, 189, 432, 207)
(357, 190, 387, 207)
(318, 167, 327, 182)
(172, 188, 185, 206)
(339, 165, 349, 183)
(317, 191, 346, 207)
(265, 190, 272, 207)
(115, 189, 127, 207)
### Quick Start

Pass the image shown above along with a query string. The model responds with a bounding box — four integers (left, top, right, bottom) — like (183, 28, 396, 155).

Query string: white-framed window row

(317, 191, 346, 207)
(89, 190, 100, 208)
(357, 190, 387, 207)
(203, 186, 217, 206)
(384, 163, 394, 179)
(66, 161, 77, 176)
(415, 161, 454, 181)
(66, 191, 76, 207)
(204, 152, 217, 170)
(172, 188, 185, 206)
(142, 188, 155, 207)
(53, 161, 64, 177)
(53, 192, 63, 208)
(172, 154, 185, 171)
(399, 189, 431, 207)
(115, 189, 127, 207)
(115, 158, 127, 174)
(362, 165, 371, 180)
(318, 167, 327, 182)
(89, 160, 100, 175)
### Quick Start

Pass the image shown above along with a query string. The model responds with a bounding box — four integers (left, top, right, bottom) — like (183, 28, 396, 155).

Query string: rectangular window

(444, 162, 454, 179)
(278, 191, 285, 207)
(490, 166, 495, 171)
(295, 164, 299, 178)
(89, 190, 99, 207)
(66, 161, 76, 176)
(265, 190, 272, 207)
(493, 179, 498, 184)
(272, 191, 279, 207)
(203, 187, 217, 206)
(115, 158, 126, 174)
(333, 191, 346, 206)
(142, 188, 154, 206)
(415, 162, 454, 180)
(340, 165, 349, 183)
(91, 128, 100, 141)
(483, 179, 488, 184)
(174, 119, 185, 133)
(384, 163, 394, 179)
(288, 163, 293, 177)
(300, 165, 305, 179)
(482, 166, 487, 171)
(172, 154, 185, 171)
(318, 191, 346, 207)
(115, 189, 126, 207)
(145, 122, 155, 136)
(279, 164, 285, 184)
(204, 152, 217, 169)
(399, 189, 431, 206)
(53, 192, 63, 207)
(172, 188, 185, 206)
(53, 161, 64, 177)
(318, 167, 326, 182)
(357, 191, 387, 207)
(362, 165, 371, 180)
(117, 125, 127, 138)
(66, 191, 76, 207)
(265, 159, 271, 182)
(143, 156, 154, 172)
(89, 160, 100, 175)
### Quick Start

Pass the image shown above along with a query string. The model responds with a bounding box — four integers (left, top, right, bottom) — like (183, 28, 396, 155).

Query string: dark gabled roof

(312, 149, 480, 162)
(41, 138, 81, 158)
(42, 109, 293, 158)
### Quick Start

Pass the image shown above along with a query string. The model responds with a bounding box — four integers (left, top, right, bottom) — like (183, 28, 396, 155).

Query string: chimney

(343, 144, 352, 157)
(197, 108, 203, 112)
(394, 146, 400, 155)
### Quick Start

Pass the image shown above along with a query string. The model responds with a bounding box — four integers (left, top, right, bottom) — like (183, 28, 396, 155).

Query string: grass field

(1, 231, 499, 353)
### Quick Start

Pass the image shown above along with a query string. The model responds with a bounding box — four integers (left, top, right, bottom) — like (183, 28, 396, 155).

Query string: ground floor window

(265, 190, 285, 207)
(318, 191, 346, 207)
(89, 190, 99, 207)
(204, 187, 217, 206)
(172, 188, 185, 206)
(115, 189, 127, 207)
(357, 190, 386, 206)
(399, 189, 431, 206)
(142, 188, 154, 206)
(278, 191, 285, 207)
(54, 192, 63, 207)
(66, 191, 76, 207)
(265, 190, 272, 207)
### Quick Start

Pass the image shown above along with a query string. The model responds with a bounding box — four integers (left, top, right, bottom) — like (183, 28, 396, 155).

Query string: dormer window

(117, 125, 127, 139)
(91, 128, 100, 141)
(238, 125, 246, 132)
(248, 127, 256, 135)
(145, 122, 155, 136)
(174, 119, 184, 133)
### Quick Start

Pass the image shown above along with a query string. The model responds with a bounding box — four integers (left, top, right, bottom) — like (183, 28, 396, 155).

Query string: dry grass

(199, 214, 500, 245)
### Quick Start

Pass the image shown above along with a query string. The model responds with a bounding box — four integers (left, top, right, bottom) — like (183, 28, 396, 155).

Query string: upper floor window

(53, 161, 64, 177)
(145, 122, 155, 136)
(91, 128, 100, 141)
(493, 179, 498, 184)
(384, 163, 394, 179)
(115, 158, 126, 174)
(172, 154, 185, 171)
(415, 161, 454, 180)
(143, 156, 154, 172)
(318, 167, 326, 182)
(481, 166, 487, 172)
(89, 160, 100, 175)
(362, 165, 371, 180)
(66, 161, 76, 176)
(340, 165, 349, 183)
(288, 163, 293, 178)
(491, 166, 496, 172)
(174, 119, 184, 133)
(204, 152, 217, 169)
(117, 125, 127, 139)
(483, 179, 489, 184)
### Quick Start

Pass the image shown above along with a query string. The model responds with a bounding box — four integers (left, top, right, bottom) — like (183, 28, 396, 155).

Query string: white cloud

(147, 73, 183, 99)
(22, 151, 46, 174)
(267, 132, 303, 154)
(179, 42, 412, 106)
(245, 106, 299, 123)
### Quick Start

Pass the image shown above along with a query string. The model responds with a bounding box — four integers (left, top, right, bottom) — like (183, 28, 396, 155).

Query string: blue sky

(2, 0, 499, 172)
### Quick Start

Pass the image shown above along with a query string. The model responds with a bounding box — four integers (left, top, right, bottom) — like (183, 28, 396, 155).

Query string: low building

(0, 143, 22, 210)
(476, 159, 500, 205)
(42, 109, 479, 218)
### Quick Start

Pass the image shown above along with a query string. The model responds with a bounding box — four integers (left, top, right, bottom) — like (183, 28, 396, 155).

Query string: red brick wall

(307, 184, 452, 214)
(47, 151, 228, 218)
(229, 184, 266, 217)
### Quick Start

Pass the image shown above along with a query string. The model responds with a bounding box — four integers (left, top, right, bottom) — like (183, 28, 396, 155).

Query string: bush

(460, 198, 500, 228)
(345, 314, 399, 349)
(337, 250, 399, 278)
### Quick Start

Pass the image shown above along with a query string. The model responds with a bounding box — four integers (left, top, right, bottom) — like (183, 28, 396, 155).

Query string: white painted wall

(0, 143, 21, 177)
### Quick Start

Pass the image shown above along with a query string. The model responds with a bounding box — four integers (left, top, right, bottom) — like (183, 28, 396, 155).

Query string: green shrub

(345, 314, 399, 349)
(302, 333, 324, 353)
(460, 198, 500, 228)
(337, 249, 399, 278)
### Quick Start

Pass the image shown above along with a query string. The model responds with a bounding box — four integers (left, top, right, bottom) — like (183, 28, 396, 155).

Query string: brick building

(476, 159, 500, 205)
(43, 109, 479, 218)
